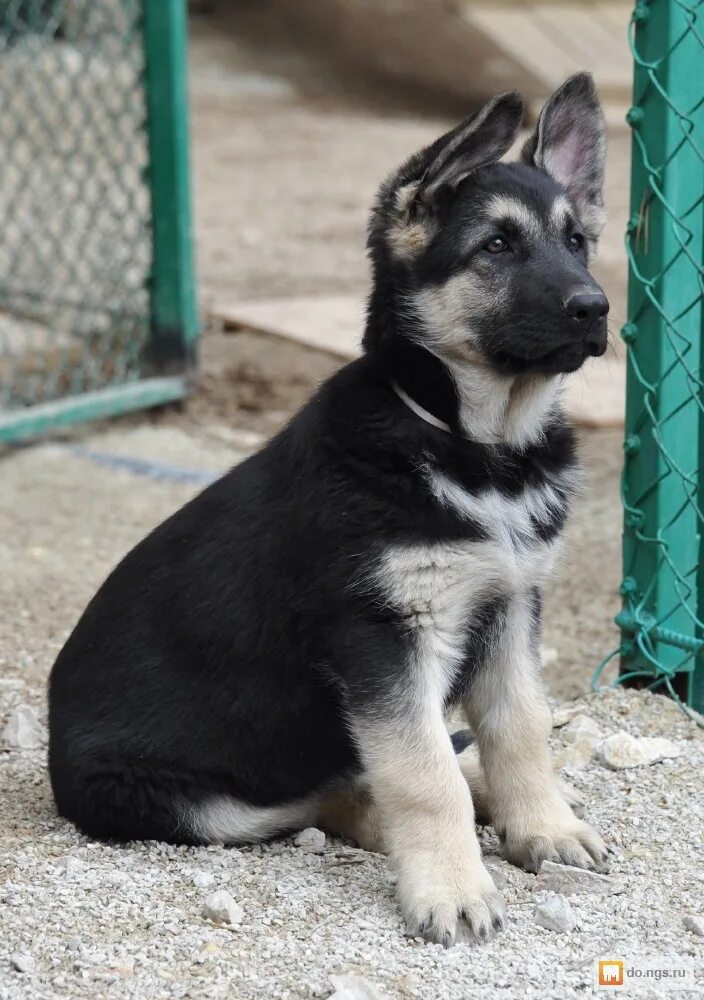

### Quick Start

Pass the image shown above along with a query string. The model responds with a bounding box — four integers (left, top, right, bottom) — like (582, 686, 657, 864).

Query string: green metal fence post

(142, 0, 199, 375)
(619, 0, 704, 711)
(0, 0, 198, 441)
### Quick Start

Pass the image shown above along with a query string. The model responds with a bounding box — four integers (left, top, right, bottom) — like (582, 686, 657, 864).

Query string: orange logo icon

(599, 960, 624, 986)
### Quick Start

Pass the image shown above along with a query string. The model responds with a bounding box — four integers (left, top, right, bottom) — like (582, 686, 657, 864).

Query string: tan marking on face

(485, 194, 542, 241)
(413, 273, 495, 352)
(549, 194, 572, 232)
(386, 182, 437, 262)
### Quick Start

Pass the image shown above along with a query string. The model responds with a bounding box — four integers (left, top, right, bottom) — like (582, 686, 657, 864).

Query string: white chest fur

(378, 471, 565, 699)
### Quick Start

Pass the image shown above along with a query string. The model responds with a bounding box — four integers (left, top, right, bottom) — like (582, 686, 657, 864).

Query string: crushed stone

(1, 687, 703, 998)
(534, 894, 576, 934)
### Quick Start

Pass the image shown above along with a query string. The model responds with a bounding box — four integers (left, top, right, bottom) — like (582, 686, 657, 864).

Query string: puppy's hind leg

(315, 783, 385, 852)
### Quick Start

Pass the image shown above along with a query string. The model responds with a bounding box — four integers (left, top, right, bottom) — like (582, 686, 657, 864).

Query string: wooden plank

(213, 295, 363, 359)
(466, 7, 580, 89)
(213, 295, 624, 427)
(465, 2, 631, 99)
(532, 6, 630, 86)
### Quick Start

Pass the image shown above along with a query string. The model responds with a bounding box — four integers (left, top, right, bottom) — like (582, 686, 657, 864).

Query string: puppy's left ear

(522, 73, 606, 244)
(421, 91, 524, 202)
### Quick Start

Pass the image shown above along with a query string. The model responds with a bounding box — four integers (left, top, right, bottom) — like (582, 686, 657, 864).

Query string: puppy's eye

(484, 236, 509, 254)
(569, 233, 584, 252)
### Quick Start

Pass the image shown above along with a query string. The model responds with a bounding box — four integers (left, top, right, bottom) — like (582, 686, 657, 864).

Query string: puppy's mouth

(490, 332, 607, 376)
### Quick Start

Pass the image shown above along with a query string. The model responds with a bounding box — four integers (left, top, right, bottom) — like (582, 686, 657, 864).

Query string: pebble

(534, 861, 613, 896)
(192, 871, 215, 888)
(11, 953, 36, 975)
(683, 914, 704, 937)
(563, 715, 601, 745)
(329, 973, 386, 999)
(202, 891, 243, 925)
(554, 737, 597, 770)
(58, 856, 85, 877)
(600, 732, 682, 769)
(2, 704, 45, 749)
(294, 827, 326, 853)
(551, 703, 582, 728)
(534, 894, 576, 933)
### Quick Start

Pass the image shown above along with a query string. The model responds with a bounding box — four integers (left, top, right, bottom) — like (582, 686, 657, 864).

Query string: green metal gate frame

(0, 0, 198, 442)
(603, 0, 704, 713)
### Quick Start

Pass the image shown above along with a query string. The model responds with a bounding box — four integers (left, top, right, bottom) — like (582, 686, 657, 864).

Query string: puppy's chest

(379, 475, 566, 627)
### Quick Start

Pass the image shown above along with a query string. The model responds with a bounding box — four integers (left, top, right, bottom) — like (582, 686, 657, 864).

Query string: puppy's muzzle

(564, 288, 609, 357)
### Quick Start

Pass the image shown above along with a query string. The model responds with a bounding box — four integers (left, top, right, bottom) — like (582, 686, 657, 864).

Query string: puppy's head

(367, 73, 608, 377)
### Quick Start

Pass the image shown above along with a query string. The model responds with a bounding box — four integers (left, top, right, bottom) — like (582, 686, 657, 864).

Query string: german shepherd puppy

(49, 73, 609, 946)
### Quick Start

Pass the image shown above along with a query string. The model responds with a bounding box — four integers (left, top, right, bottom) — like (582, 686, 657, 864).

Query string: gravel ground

(1, 685, 702, 999)
(2, 11, 698, 999)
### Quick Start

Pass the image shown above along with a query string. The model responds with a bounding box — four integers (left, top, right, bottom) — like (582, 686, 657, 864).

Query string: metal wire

(594, 0, 704, 713)
(0, 1, 151, 411)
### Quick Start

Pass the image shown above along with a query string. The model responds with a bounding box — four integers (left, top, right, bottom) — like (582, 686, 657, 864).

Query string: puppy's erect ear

(522, 73, 606, 243)
(419, 91, 524, 201)
(372, 91, 523, 263)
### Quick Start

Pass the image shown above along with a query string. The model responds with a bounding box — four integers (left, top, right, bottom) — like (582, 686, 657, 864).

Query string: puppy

(49, 73, 609, 946)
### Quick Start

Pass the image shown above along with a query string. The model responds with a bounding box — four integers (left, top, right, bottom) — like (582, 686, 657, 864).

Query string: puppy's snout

(564, 289, 609, 326)
(564, 288, 609, 356)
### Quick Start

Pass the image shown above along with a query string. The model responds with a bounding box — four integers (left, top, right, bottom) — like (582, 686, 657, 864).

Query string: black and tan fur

(49, 73, 609, 947)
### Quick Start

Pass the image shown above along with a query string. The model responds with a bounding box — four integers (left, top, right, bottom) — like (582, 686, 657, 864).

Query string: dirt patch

(159, 329, 341, 438)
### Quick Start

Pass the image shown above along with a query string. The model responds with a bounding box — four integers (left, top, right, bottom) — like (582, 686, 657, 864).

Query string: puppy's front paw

(399, 857, 506, 947)
(501, 810, 608, 874)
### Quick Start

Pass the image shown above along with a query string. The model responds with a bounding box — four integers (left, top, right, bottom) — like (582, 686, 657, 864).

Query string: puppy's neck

(363, 293, 562, 448)
(446, 358, 563, 448)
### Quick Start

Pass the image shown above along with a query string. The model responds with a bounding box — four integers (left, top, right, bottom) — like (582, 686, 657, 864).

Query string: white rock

(57, 856, 85, 877)
(192, 871, 215, 888)
(600, 732, 682, 769)
(2, 705, 45, 749)
(541, 647, 559, 667)
(202, 890, 243, 925)
(534, 893, 576, 933)
(294, 827, 326, 853)
(683, 914, 704, 937)
(534, 860, 613, 896)
(551, 704, 582, 728)
(563, 715, 601, 745)
(329, 973, 386, 999)
(11, 953, 36, 975)
(554, 737, 597, 770)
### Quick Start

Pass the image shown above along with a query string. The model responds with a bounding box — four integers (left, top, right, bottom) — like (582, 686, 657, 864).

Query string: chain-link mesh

(0, 0, 152, 411)
(594, 0, 704, 713)
(0, 1, 197, 441)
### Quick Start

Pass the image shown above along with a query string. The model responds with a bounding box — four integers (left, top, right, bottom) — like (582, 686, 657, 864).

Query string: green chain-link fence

(0, 0, 198, 442)
(595, 0, 704, 714)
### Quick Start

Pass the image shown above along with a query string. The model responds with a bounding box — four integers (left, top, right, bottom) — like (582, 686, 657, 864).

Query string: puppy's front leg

(352, 694, 505, 946)
(464, 593, 608, 873)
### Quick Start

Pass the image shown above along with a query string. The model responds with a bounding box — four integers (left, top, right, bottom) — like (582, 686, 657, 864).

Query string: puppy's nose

(564, 289, 609, 326)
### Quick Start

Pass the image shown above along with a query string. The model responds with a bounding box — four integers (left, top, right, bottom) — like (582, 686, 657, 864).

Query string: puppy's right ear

(371, 91, 523, 263)
(417, 91, 524, 203)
